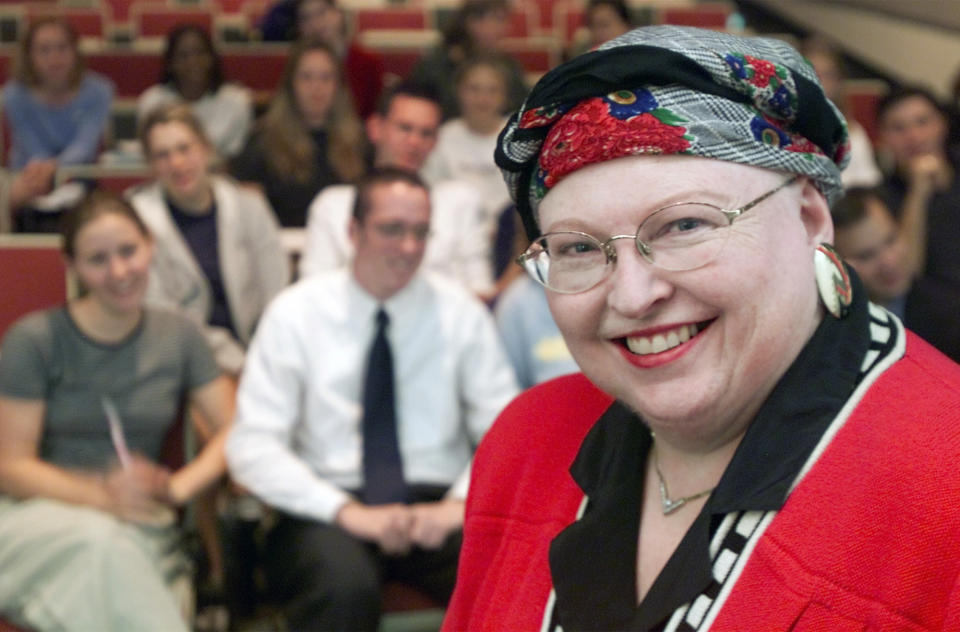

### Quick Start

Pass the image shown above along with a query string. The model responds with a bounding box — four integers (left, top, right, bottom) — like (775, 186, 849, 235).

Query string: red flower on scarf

(745, 55, 778, 88)
(539, 98, 690, 186)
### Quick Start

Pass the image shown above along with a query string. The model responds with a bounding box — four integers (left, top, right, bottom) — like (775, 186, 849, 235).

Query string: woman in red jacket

(445, 26, 960, 632)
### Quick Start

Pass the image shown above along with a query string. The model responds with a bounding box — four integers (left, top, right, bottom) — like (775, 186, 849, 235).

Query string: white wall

(752, 0, 960, 98)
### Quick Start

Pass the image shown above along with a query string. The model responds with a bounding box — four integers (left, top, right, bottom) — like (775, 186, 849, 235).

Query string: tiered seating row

(0, 0, 737, 48)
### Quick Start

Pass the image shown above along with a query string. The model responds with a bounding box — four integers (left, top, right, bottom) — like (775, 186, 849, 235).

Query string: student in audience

(3, 17, 114, 231)
(832, 188, 914, 318)
(585, 0, 632, 49)
(566, 0, 633, 59)
(801, 37, 881, 189)
(296, 0, 385, 120)
(3, 18, 113, 171)
(300, 82, 494, 297)
(227, 168, 518, 631)
(231, 41, 365, 227)
(137, 25, 253, 160)
(409, 0, 527, 120)
(422, 54, 513, 239)
(0, 191, 233, 632)
(876, 86, 960, 361)
(132, 104, 289, 376)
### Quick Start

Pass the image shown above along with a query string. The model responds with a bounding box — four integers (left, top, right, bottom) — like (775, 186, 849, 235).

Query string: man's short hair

(876, 85, 946, 126)
(375, 80, 442, 118)
(832, 187, 884, 231)
(352, 167, 429, 223)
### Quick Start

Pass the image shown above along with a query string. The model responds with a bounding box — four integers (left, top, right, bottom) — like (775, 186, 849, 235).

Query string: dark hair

(62, 191, 151, 259)
(352, 167, 428, 224)
(441, 0, 509, 52)
(296, 0, 335, 13)
(586, 0, 631, 27)
(876, 85, 946, 126)
(375, 80, 443, 118)
(15, 18, 84, 89)
(160, 24, 224, 94)
(831, 187, 886, 231)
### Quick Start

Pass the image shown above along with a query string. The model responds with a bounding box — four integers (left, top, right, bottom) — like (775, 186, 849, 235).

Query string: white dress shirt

(226, 269, 519, 523)
(299, 181, 494, 295)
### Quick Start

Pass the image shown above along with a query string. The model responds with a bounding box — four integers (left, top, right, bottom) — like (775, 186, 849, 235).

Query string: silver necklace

(652, 444, 715, 515)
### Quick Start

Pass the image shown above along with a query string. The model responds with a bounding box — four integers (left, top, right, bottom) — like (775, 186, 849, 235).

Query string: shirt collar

(347, 271, 426, 323)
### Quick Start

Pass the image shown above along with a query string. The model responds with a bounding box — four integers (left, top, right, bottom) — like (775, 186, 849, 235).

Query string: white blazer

(130, 175, 290, 374)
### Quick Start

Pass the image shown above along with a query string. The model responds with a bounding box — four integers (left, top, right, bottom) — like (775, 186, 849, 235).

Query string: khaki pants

(0, 497, 192, 632)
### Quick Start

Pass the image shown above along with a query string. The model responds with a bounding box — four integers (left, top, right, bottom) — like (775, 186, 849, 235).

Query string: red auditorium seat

(0, 234, 74, 342)
(132, 6, 214, 39)
(657, 3, 733, 29)
(844, 78, 889, 143)
(103, 0, 167, 24)
(554, 0, 586, 45)
(221, 45, 288, 93)
(354, 7, 430, 33)
(504, 5, 537, 38)
(503, 38, 560, 75)
(86, 51, 163, 98)
(25, 6, 107, 40)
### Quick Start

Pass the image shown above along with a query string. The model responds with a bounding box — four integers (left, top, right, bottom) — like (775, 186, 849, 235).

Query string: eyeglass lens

(527, 203, 733, 293)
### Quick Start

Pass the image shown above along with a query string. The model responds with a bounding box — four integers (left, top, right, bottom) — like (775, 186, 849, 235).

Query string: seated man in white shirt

(299, 82, 495, 297)
(226, 168, 518, 631)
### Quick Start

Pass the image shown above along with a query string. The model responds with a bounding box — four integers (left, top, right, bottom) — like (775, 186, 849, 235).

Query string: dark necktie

(361, 308, 408, 504)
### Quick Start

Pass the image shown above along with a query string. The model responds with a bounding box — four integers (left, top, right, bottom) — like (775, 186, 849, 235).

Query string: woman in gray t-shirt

(0, 191, 234, 632)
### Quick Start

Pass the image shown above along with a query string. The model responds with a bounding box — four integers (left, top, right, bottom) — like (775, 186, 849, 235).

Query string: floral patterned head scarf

(496, 26, 850, 239)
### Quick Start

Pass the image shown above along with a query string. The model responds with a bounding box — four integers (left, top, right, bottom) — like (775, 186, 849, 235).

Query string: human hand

(103, 455, 175, 524)
(408, 499, 464, 549)
(335, 502, 414, 555)
(9, 160, 56, 208)
(906, 154, 950, 195)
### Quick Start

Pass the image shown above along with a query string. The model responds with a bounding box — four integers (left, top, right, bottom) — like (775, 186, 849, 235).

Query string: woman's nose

(605, 242, 675, 317)
(108, 255, 128, 279)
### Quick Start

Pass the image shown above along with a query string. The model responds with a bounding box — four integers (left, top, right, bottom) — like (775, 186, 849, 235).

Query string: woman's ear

(798, 178, 834, 247)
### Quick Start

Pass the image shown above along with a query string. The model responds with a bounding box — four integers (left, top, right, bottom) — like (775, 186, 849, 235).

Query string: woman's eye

(653, 214, 721, 241)
(556, 241, 600, 256)
(670, 217, 704, 232)
(119, 244, 138, 258)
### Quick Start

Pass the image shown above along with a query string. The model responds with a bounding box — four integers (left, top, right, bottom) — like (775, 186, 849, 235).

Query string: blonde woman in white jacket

(132, 103, 289, 376)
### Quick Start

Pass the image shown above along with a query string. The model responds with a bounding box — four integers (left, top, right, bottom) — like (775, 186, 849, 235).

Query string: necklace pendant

(659, 480, 686, 515)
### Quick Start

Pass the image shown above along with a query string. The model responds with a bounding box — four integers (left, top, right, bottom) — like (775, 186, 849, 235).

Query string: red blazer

(444, 332, 960, 631)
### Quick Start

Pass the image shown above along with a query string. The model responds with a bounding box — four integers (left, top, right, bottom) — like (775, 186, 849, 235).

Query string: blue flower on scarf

(751, 116, 791, 148)
(725, 53, 748, 79)
(768, 84, 795, 119)
(605, 88, 658, 119)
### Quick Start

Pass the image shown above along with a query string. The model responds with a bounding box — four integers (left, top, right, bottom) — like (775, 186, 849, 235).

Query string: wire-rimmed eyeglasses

(517, 176, 800, 294)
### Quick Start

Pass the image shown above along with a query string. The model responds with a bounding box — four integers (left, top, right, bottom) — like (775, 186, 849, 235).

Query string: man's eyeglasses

(374, 222, 431, 242)
(517, 176, 800, 294)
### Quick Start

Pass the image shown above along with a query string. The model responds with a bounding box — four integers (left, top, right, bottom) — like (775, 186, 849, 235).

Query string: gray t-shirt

(0, 307, 220, 470)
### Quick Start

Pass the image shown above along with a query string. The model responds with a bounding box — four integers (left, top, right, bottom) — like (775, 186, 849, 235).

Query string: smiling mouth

(622, 320, 712, 355)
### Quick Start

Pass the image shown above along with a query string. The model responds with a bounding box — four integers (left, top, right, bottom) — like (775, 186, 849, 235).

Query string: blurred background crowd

(1, 1, 959, 631)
